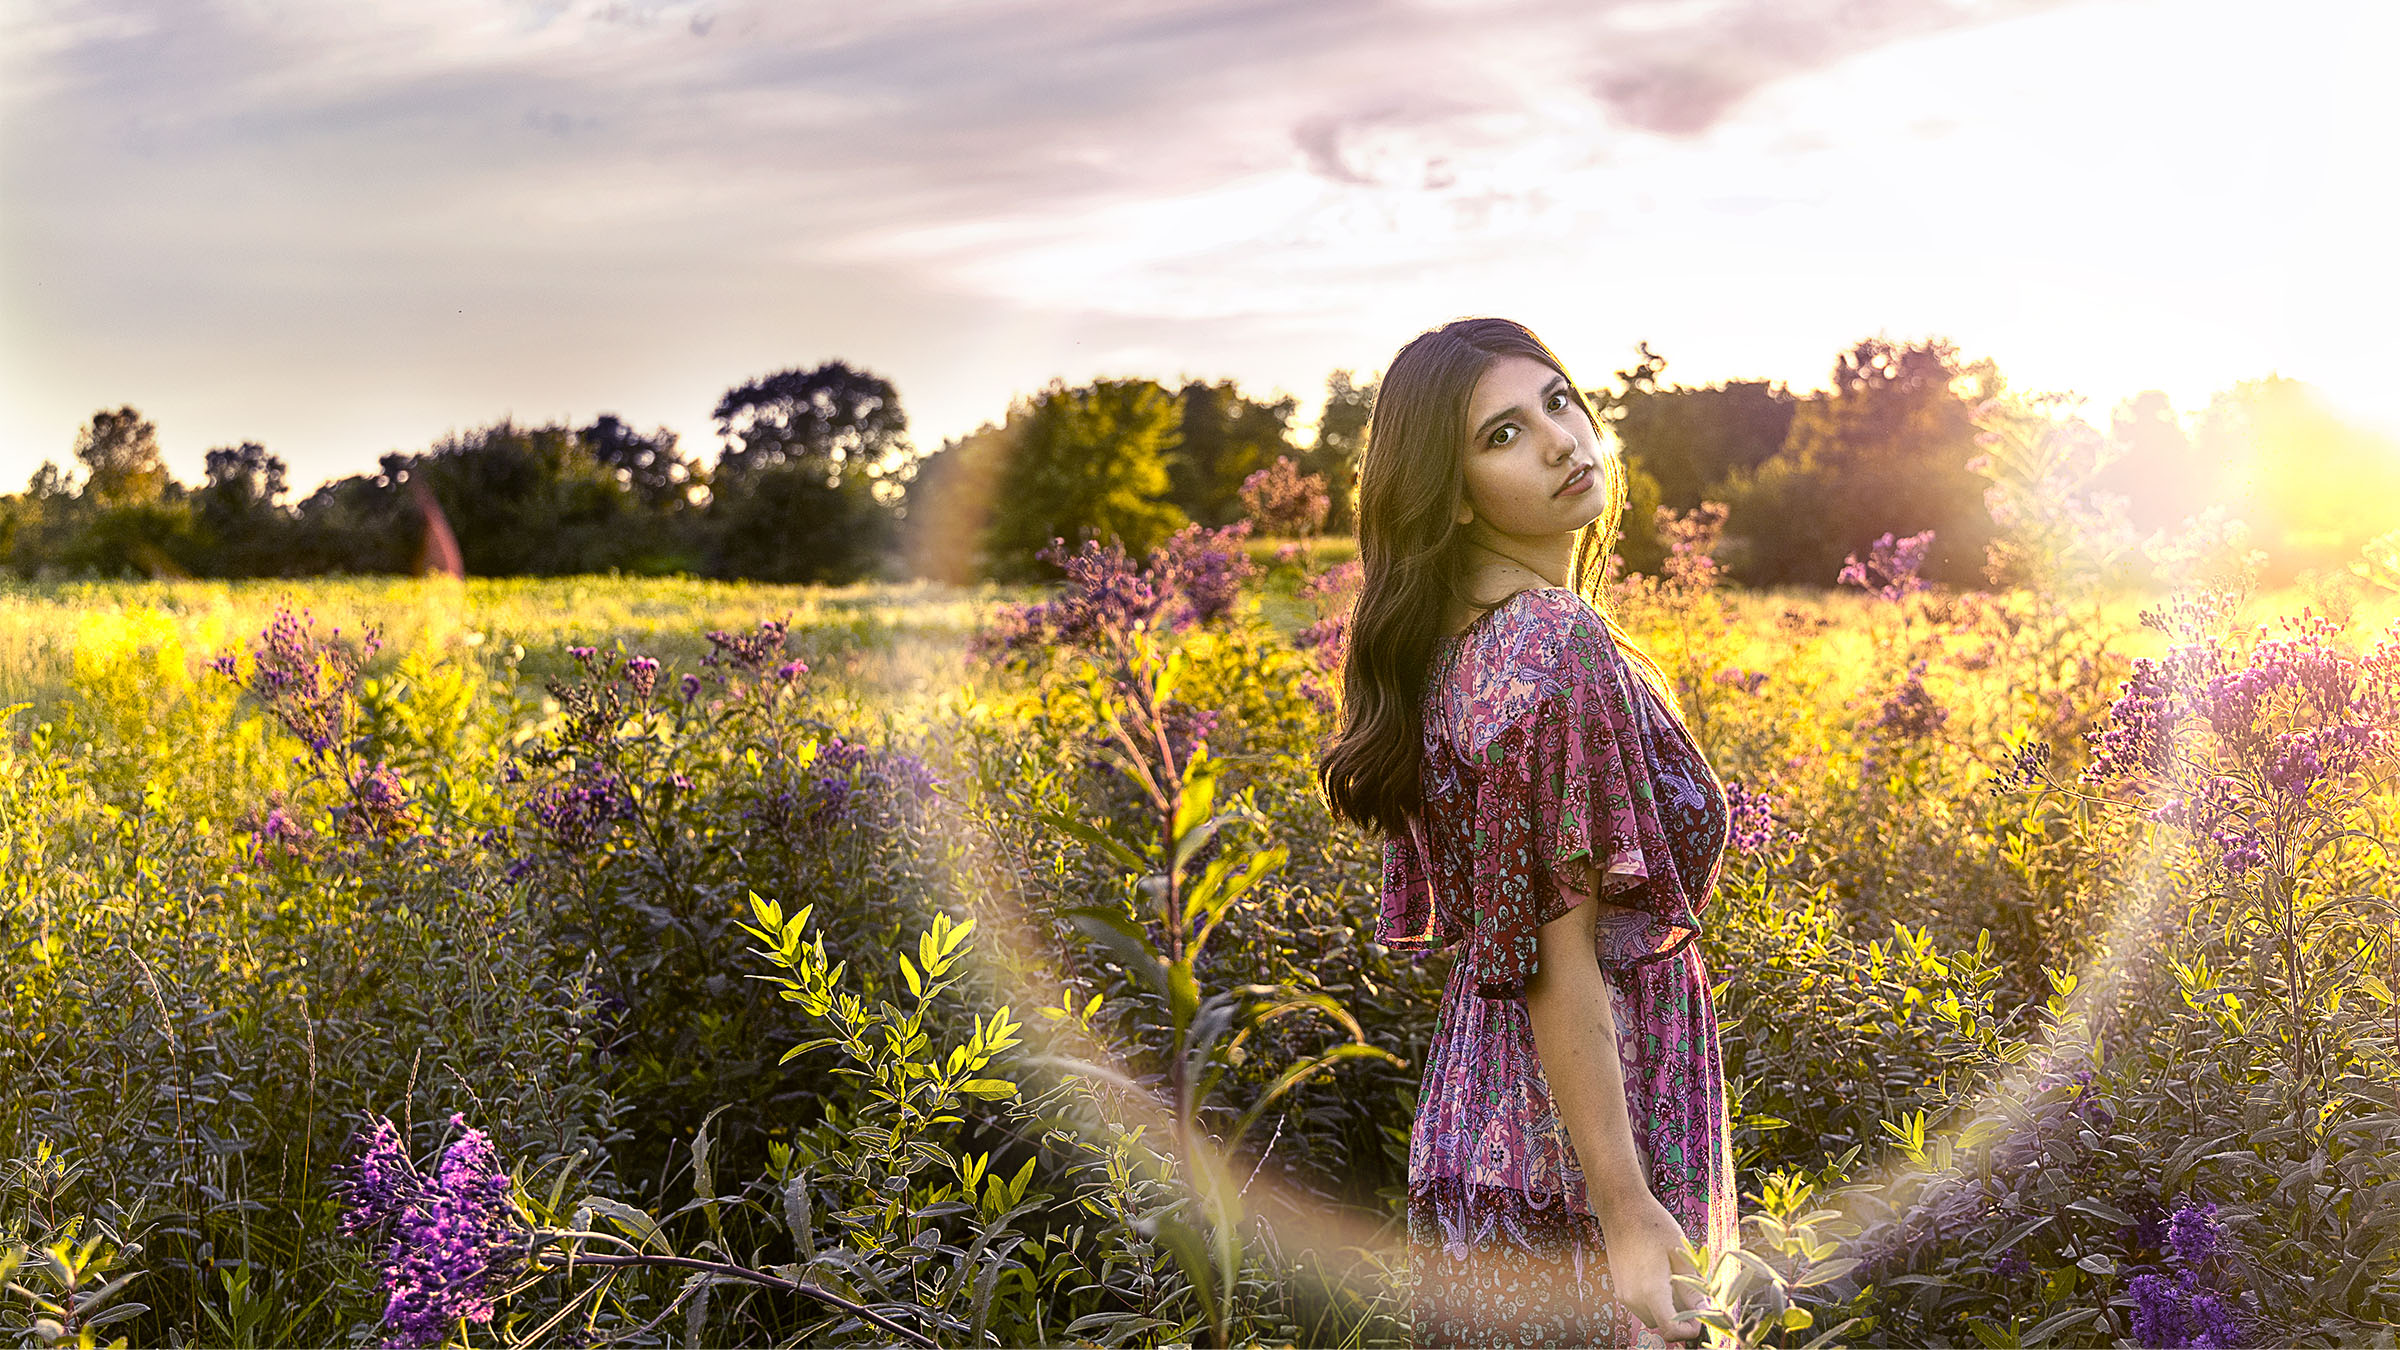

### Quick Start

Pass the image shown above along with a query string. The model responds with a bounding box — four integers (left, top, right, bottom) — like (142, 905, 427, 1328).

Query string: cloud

(0, 0, 2119, 484)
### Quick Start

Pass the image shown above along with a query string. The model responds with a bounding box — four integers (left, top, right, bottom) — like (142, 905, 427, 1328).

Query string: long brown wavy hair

(1316, 317, 1678, 840)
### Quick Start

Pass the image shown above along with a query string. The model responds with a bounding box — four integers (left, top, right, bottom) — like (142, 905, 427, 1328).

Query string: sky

(4, 0, 2395, 498)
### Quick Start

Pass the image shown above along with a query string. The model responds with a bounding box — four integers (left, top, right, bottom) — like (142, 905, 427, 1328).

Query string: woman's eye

(1547, 390, 1570, 411)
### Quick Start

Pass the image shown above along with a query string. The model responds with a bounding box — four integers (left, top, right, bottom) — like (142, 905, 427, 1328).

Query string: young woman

(1317, 318, 1737, 1347)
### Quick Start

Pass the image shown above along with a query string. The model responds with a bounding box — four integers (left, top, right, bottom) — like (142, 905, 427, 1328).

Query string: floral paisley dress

(1379, 587, 1737, 1348)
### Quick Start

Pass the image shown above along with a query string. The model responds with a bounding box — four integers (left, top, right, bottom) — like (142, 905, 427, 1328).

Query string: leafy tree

(705, 362, 913, 583)
(1303, 370, 1374, 535)
(1614, 384, 1798, 513)
(899, 422, 1013, 584)
(196, 441, 293, 576)
(72, 406, 169, 506)
(981, 378, 1188, 581)
(706, 460, 896, 584)
(201, 441, 288, 515)
(1724, 337, 2000, 587)
(285, 463, 417, 575)
(1166, 380, 1298, 527)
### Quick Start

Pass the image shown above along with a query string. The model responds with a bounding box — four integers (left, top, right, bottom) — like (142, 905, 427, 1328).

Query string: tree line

(3, 338, 2386, 588)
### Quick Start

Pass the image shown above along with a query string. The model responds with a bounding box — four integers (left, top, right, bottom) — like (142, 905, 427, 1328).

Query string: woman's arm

(1524, 860, 1708, 1341)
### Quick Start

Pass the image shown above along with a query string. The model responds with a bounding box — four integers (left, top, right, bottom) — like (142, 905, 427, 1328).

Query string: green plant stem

(554, 1253, 936, 1348)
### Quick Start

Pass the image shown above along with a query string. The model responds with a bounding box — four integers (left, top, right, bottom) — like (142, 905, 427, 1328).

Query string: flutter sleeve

(1462, 614, 1704, 1000)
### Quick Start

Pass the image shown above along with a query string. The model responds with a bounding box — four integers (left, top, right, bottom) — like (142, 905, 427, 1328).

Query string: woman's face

(1454, 353, 1607, 541)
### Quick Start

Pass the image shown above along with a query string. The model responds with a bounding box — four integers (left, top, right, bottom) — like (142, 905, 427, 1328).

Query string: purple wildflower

(527, 771, 635, 854)
(775, 659, 809, 682)
(352, 761, 413, 836)
(380, 1118, 521, 1348)
(1991, 1248, 2033, 1283)
(1869, 660, 1949, 741)
(1238, 457, 1331, 538)
(340, 1117, 415, 1236)
(2129, 1268, 2246, 1349)
(703, 618, 793, 672)
(2167, 1201, 2221, 1268)
(1713, 668, 1768, 696)
(679, 673, 702, 702)
(1837, 529, 1936, 602)
(1655, 503, 1730, 597)
(210, 606, 381, 766)
(625, 655, 660, 700)
(1722, 780, 1774, 853)
(980, 524, 1260, 661)
(1990, 738, 2052, 794)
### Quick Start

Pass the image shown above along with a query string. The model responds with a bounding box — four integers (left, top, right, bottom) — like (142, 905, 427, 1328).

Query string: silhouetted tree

(73, 406, 169, 506)
(580, 415, 697, 510)
(195, 441, 292, 575)
(703, 362, 913, 583)
(711, 361, 914, 488)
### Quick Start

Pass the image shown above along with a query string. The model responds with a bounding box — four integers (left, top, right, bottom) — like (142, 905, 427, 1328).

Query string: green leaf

(1167, 959, 1201, 1035)
(2066, 1196, 2132, 1226)
(900, 954, 923, 999)
(958, 1078, 1019, 1099)
(1063, 907, 1167, 996)
(1039, 811, 1150, 874)
(580, 1195, 670, 1254)
(1171, 774, 1220, 851)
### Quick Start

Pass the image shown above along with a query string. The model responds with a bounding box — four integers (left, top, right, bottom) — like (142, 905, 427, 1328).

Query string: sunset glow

(2, 0, 2393, 495)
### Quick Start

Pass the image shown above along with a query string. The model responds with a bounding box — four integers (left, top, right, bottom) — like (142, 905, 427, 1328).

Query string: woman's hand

(1594, 1190, 1711, 1343)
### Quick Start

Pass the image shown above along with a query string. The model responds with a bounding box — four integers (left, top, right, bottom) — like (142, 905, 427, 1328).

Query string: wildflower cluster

(1838, 529, 1936, 603)
(748, 732, 943, 836)
(240, 798, 309, 866)
(1237, 456, 1330, 538)
(2084, 607, 2400, 872)
(211, 606, 413, 838)
(1713, 667, 1768, 696)
(978, 523, 1260, 663)
(1656, 501, 1731, 599)
(2126, 1200, 2246, 1348)
(701, 618, 794, 674)
(1722, 779, 1775, 853)
(340, 1115, 523, 1349)
(1868, 659, 1949, 742)
(1291, 558, 1362, 716)
(208, 606, 379, 756)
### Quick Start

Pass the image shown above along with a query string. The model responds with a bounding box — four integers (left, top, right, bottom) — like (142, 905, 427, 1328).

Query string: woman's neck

(1463, 531, 1573, 588)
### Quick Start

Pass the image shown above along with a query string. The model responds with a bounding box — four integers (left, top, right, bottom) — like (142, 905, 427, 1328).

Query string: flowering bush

(1236, 456, 1330, 541)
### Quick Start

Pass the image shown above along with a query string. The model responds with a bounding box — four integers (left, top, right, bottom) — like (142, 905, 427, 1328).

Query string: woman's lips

(1555, 464, 1594, 497)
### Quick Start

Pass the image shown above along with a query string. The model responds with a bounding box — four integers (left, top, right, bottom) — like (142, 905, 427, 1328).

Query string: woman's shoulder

(1441, 587, 1625, 751)
(1468, 586, 1615, 678)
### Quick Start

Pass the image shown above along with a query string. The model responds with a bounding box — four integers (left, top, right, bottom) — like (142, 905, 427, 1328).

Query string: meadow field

(3, 533, 2396, 1348)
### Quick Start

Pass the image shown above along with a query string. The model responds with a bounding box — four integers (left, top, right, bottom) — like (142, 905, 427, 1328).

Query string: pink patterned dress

(1379, 587, 1738, 1348)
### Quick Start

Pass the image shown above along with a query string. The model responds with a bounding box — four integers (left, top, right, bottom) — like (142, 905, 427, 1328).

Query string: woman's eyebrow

(1471, 376, 1568, 442)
